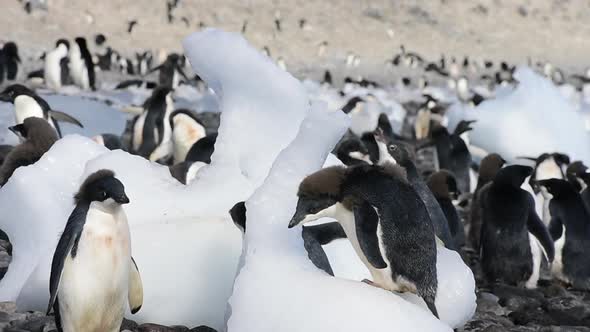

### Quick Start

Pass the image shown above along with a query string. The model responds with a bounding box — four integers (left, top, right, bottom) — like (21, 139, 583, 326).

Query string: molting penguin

(0, 117, 58, 186)
(47, 170, 143, 332)
(44, 39, 71, 90)
(538, 179, 590, 289)
(69, 37, 96, 90)
(427, 171, 465, 249)
(288, 165, 440, 318)
(0, 42, 21, 83)
(479, 165, 554, 288)
(132, 87, 174, 162)
(0, 84, 83, 137)
(468, 153, 505, 250)
(230, 201, 346, 276)
(169, 109, 207, 164)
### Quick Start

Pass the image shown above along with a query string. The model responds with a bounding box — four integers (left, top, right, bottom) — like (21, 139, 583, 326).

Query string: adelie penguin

(0, 117, 58, 186)
(428, 170, 465, 249)
(538, 179, 590, 290)
(47, 170, 143, 332)
(288, 164, 440, 318)
(69, 37, 96, 90)
(230, 201, 346, 276)
(479, 165, 555, 288)
(334, 137, 372, 166)
(169, 109, 207, 164)
(44, 39, 71, 90)
(468, 153, 505, 250)
(131, 87, 174, 161)
(185, 133, 217, 164)
(370, 134, 455, 251)
(148, 54, 189, 89)
(0, 84, 83, 137)
(0, 42, 21, 84)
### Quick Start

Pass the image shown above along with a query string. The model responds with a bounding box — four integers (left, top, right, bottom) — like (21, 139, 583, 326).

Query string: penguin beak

(115, 193, 130, 204)
(288, 211, 305, 228)
(8, 124, 24, 138)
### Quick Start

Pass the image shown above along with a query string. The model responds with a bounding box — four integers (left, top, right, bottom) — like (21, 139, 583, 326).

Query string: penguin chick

(47, 170, 142, 332)
(229, 201, 345, 276)
(468, 153, 505, 250)
(428, 171, 465, 249)
(480, 165, 555, 287)
(538, 178, 590, 290)
(0, 117, 58, 186)
(288, 165, 440, 318)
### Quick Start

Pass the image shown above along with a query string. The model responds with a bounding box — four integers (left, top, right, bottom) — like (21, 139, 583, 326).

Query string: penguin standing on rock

(131, 87, 174, 161)
(479, 165, 555, 287)
(428, 170, 465, 249)
(44, 39, 71, 90)
(288, 164, 440, 318)
(0, 84, 84, 137)
(468, 153, 505, 250)
(69, 37, 96, 90)
(0, 42, 21, 84)
(47, 170, 143, 332)
(0, 117, 58, 186)
(538, 179, 590, 290)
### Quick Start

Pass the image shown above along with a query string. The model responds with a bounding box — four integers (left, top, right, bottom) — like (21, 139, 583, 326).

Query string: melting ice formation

(0, 29, 476, 331)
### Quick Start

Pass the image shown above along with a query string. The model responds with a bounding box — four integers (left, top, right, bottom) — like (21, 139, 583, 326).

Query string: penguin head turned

(55, 39, 70, 51)
(229, 201, 247, 233)
(9, 117, 58, 145)
(427, 170, 459, 200)
(288, 166, 346, 228)
(2, 42, 20, 62)
(493, 165, 533, 189)
(0, 84, 35, 103)
(75, 170, 130, 209)
(479, 153, 506, 182)
(537, 178, 577, 199)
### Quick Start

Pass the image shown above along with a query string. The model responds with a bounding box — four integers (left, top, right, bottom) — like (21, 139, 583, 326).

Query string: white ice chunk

(226, 103, 453, 332)
(447, 67, 590, 164)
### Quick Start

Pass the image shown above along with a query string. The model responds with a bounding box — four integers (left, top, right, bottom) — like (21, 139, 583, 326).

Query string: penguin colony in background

(0, 26, 589, 331)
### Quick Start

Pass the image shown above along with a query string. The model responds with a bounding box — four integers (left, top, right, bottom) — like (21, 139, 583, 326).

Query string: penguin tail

(420, 288, 439, 319)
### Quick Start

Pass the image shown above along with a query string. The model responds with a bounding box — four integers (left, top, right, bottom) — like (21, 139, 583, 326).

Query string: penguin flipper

(128, 256, 143, 314)
(49, 110, 84, 128)
(303, 222, 347, 245)
(548, 215, 563, 241)
(353, 201, 388, 269)
(526, 195, 555, 262)
(47, 203, 89, 314)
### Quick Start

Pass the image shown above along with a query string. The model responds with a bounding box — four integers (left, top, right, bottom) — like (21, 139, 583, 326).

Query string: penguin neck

(91, 199, 124, 216)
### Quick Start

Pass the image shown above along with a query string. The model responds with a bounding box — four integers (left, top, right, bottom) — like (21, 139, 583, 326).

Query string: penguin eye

(100, 191, 107, 199)
(388, 145, 396, 152)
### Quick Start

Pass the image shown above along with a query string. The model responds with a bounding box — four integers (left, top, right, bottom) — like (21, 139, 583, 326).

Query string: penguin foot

(362, 279, 378, 287)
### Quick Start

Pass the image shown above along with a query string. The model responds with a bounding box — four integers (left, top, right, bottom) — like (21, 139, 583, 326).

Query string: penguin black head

(95, 34, 106, 46)
(493, 165, 533, 188)
(9, 117, 58, 144)
(56, 39, 70, 50)
(454, 120, 476, 136)
(2, 42, 20, 63)
(335, 138, 371, 166)
(427, 170, 459, 200)
(143, 86, 174, 109)
(288, 166, 346, 228)
(74, 37, 88, 49)
(75, 170, 130, 205)
(229, 201, 247, 233)
(0, 84, 35, 103)
(537, 178, 577, 198)
(479, 153, 506, 182)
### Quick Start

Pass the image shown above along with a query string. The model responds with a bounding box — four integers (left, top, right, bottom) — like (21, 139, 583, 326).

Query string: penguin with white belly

(169, 109, 207, 164)
(44, 39, 71, 90)
(0, 84, 83, 137)
(538, 178, 590, 290)
(132, 87, 174, 161)
(288, 164, 440, 318)
(47, 170, 142, 332)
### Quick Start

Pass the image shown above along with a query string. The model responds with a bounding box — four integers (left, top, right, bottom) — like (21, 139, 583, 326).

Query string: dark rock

(137, 323, 189, 332)
(540, 327, 590, 332)
(121, 318, 139, 331)
(477, 292, 506, 316)
(542, 283, 569, 298)
(543, 296, 590, 326)
(190, 326, 217, 332)
(508, 307, 556, 326)
(10, 315, 53, 332)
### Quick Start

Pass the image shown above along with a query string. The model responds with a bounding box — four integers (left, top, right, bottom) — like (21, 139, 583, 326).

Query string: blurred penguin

(44, 39, 71, 90)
